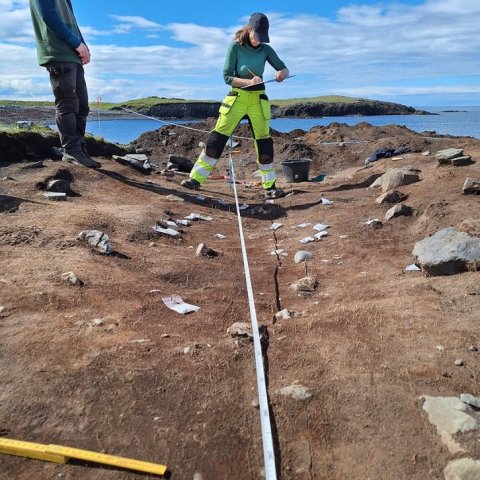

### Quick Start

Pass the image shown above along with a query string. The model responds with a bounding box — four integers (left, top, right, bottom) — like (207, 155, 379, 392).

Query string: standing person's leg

(76, 65, 90, 152)
(46, 62, 99, 168)
(182, 90, 247, 189)
(46, 62, 80, 153)
(248, 93, 284, 197)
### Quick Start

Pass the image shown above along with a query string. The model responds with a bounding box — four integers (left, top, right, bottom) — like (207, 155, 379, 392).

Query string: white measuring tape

(228, 139, 277, 479)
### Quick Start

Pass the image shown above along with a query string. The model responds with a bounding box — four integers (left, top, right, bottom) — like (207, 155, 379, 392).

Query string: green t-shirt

(223, 41, 287, 87)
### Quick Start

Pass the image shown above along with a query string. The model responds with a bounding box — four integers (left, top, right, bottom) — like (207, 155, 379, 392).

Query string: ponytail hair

(234, 25, 251, 45)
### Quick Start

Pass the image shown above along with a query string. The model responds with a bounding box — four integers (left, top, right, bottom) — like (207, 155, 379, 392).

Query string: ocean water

(85, 106, 480, 144)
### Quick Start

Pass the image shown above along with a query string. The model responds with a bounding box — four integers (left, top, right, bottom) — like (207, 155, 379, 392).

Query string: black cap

(249, 13, 270, 43)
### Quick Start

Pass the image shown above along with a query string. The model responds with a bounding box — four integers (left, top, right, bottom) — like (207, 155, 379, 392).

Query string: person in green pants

(181, 13, 289, 199)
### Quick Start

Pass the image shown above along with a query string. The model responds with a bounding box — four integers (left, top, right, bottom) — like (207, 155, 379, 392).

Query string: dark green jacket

(30, 0, 84, 66)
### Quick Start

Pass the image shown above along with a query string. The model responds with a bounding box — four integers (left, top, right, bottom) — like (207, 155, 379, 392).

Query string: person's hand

(76, 43, 91, 65)
(276, 69, 289, 82)
(250, 75, 263, 86)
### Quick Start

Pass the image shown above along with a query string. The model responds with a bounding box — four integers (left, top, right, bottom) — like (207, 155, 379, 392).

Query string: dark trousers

(46, 62, 89, 153)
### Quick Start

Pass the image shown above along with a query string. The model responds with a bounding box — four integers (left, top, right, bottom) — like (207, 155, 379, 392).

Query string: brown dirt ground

(1, 122, 480, 480)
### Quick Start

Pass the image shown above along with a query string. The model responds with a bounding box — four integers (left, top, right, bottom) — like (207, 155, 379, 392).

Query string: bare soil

(1, 122, 480, 480)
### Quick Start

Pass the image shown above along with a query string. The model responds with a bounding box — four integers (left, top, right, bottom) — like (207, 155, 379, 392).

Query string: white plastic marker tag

(270, 223, 283, 230)
(314, 231, 329, 240)
(214, 233, 226, 239)
(162, 295, 200, 314)
(313, 223, 331, 232)
(297, 222, 311, 228)
(300, 237, 315, 244)
(405, 264, 421, 271)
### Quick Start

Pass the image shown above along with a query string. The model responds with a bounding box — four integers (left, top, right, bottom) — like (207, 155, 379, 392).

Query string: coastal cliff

(118, 96, 429, 120)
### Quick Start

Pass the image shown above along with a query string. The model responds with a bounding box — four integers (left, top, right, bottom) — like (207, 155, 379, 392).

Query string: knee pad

(206, 131, 229, 159)
(256, 137, 274, 164)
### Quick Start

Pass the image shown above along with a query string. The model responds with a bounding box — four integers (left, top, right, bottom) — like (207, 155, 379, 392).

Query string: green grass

(271, 95, 361, 107)
(0, 122, 54, 135)
(0, 100, 54, 107)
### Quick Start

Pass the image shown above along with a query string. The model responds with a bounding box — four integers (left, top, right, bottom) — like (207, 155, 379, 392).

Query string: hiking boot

(181, 178, 201, 190)
(62, 151, 101, 169)
(265, 188, 286, 199)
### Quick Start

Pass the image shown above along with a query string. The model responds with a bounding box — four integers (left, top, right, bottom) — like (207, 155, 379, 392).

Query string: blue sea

(85, 106, 480, 144)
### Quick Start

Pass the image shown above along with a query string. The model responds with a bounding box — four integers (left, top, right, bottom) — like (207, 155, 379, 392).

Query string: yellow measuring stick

(0, 438, 167, 476)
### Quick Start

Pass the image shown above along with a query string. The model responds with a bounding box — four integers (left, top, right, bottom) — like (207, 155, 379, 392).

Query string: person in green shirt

(182, 13, 289, 198)
(29, 0, 100, 168)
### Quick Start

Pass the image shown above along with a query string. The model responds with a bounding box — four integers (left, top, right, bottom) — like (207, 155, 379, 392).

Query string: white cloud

(0, 1, 479, 104)
(110, 15, 163, 34)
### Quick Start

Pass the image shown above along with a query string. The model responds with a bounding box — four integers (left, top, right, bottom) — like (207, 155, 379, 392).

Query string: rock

(455, 359, 464, 366)
(460, 394, 480, 408)
(16, 120, 34, 130)
(193, 473, 204, 480)
(375, 190, 408, 204)
(435, 148, 464, 164)
(421, 395, 478, 435)
(368, 176, 383, 188)
(444, 458, 480, 480)
(294, 251, 313, 263)
(167, 155, 194, 173)
(381, 167, 421, 192)
(421, 151, 430, 156)
(458, 219, 480, 236)
(290, 276, 318, 292)
(0, 306, 5, 315)
(452, 156, 473, 166)
(364, 219, 383, 229)
(275, 308, 294, 321)
(166, 194, 185, 202)
(278, 384, 312, 401)
(385, 203, 413, 220)
(468, 345, 478, 352)
(251, 398, 260, 409)
(46, 179, 70, 193)
(77, 230, 113, 255)
(21, 160, 44, 169)
(113, 153, 152, 172)
(61, 271, 83, 286)
(93, 318, 104, 326)
(196, 243, 219, 258)
(412, 227, 480, 275)
(227, 322, 253, 340)
(463, 178, 480, 194)
(43, 192, 66, 201)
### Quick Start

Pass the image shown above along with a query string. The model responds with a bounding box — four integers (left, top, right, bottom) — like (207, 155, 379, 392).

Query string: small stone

(251, 398, 260, 409)
(278, 384, 312, 401)
(451, 155, 472, 166)
(161, 333, 170, 338)
(62, 271, 83, 286)
(468, 345, 478, 352)
(0, 306, 5, 315)
(375, 190, 408, 204)
(93, 318, 104, 326)
(154, 416, 161, 421)
(166, 194, 185, 202)
(463, 178, 480, 195)
(227, 322, 253, 340)
(196, 243, 219, 258)
(294, 251, 313, 264)
(421, 151, 430, 156)
(22, 160, 43, 169)
(385, 203, 413, 220)
(275, 308, 293, 321)
(47, 179, 70, 193)
(77, 230, 112, 255)
(193, 473, 204, 480)
(290, 276, 318, 293)
(454, 359, 464, 366)
(436, 345, 445, 352)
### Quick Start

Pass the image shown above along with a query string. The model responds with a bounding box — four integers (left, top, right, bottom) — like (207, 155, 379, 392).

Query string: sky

(1, 0, 479, 106)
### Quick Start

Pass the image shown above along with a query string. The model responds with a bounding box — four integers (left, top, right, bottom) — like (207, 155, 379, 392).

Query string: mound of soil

(0, 123, 479, 480)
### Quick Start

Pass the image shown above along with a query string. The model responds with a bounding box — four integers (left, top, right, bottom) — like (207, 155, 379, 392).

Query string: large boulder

(381, 167, 421, 192)
(412, 227, 480, 275)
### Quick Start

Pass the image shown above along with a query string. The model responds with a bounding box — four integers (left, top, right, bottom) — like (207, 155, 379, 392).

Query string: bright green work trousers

(189, 88, 277, 189)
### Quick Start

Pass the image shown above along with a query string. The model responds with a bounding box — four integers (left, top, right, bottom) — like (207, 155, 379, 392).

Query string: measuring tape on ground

(228, 138, 277, 479)
(0, 438, 167, 476)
